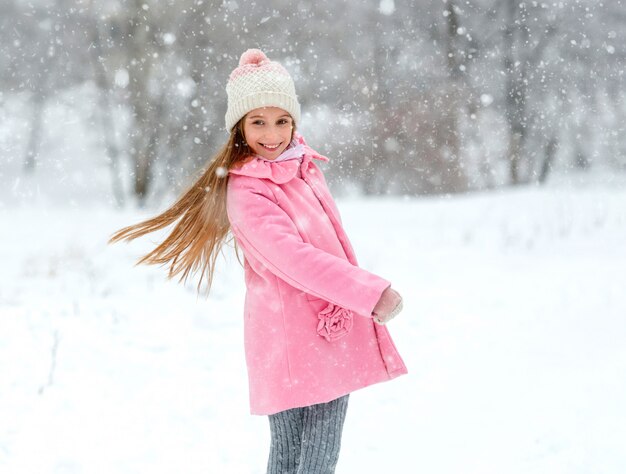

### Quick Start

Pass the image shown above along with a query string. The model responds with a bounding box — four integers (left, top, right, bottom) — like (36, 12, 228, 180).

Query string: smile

(260, 143, 282, 151)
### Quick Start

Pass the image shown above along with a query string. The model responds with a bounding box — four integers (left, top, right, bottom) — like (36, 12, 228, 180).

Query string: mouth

(259, 142, 283, 152)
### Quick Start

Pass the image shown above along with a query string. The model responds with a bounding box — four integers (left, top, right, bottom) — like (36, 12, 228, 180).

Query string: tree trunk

(133, 109, 161, 205)
(126, 0, 162, 205)
(23, 93, 44, 173)
(503, 0, 529, 185)
(538, 136, 558, 184)
(87, 9, 125, 208)
(440, 0, 467, 193)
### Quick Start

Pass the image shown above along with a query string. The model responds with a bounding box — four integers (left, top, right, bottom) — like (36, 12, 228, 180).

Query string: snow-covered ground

(1, 175, 625, 473)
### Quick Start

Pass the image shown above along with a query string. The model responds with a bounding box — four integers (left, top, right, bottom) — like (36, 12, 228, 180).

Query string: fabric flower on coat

(316, 303, 354, 342)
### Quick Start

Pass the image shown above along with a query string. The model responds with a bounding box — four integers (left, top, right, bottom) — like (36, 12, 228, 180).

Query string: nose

(262, 126, 282, 141)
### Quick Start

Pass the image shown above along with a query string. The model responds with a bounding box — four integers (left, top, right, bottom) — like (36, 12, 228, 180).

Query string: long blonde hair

(109, 118, 263, 295)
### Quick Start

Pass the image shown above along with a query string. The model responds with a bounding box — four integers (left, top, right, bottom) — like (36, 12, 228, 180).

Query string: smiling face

(242, 107, 294, 160)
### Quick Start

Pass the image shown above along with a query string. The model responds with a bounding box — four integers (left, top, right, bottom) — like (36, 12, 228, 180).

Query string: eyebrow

(247, 114, 291, 120)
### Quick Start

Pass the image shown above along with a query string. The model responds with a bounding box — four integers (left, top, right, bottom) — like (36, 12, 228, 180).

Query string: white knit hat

(225, 49, 301, 131)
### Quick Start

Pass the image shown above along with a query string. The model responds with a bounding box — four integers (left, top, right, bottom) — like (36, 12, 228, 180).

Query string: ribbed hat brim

(225, 91, 301, 131)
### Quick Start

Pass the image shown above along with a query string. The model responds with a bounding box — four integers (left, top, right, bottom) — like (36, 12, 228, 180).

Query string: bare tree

(2, 0, 624, 203)
(502, 0, 559, 184)
(87, 1, 125, 208)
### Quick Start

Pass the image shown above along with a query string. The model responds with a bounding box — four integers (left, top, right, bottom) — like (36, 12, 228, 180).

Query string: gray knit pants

(266, 394, 349, 474)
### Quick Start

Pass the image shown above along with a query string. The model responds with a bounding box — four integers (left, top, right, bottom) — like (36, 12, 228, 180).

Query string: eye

(277, 118, 291, 125)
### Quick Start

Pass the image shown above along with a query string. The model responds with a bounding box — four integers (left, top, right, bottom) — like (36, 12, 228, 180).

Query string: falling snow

(1, 0, 625, 472)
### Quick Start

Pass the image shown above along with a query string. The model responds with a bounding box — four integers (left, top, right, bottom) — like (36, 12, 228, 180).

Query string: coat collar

(228, 133, 329, 184)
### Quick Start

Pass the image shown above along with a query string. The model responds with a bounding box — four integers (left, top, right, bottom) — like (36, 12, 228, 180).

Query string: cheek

(243, 129, 256, 147)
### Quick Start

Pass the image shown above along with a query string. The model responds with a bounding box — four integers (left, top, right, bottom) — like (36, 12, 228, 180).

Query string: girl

(109, 49, 407, 474)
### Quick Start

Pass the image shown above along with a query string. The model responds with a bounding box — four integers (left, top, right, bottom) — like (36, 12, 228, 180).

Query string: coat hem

(249, 368, 408, 416)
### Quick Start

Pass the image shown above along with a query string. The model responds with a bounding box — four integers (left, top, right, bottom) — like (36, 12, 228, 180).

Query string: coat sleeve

(227, 177, 391, 318)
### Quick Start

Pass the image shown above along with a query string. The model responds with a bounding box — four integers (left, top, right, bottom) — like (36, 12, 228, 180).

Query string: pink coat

(226, 137, 408, 415)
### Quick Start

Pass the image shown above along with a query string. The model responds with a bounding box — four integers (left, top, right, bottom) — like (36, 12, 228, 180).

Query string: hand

(372, 287, 403, 325)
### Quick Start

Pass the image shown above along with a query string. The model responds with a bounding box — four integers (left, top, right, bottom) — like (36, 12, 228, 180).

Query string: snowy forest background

(2, 0, 625, 205)
(2, 1, 626, 473)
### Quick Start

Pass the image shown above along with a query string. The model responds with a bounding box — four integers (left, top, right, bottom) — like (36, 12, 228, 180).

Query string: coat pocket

(305, 294, 353, 342)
